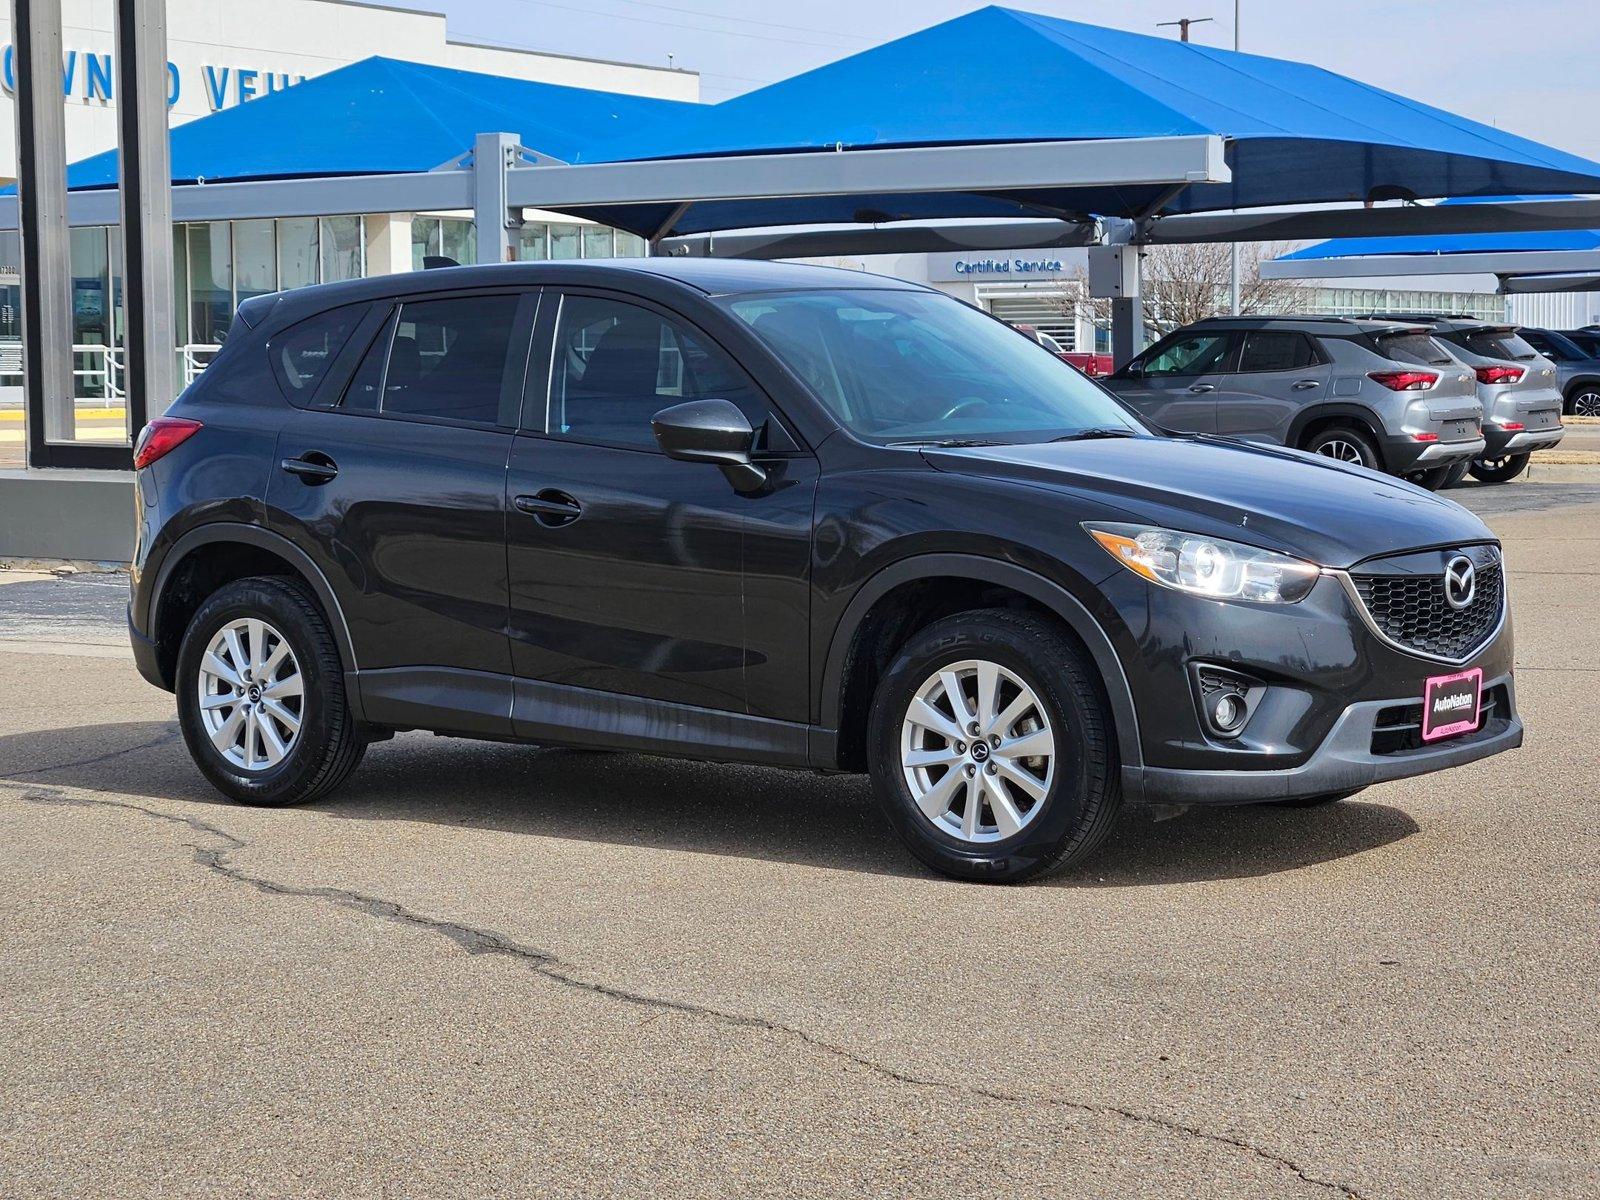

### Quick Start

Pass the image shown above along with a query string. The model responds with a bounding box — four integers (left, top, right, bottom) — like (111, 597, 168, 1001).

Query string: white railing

(0, 339, 223, 404)
(180, 343, 223, 387)
(72, 343, 125, 404)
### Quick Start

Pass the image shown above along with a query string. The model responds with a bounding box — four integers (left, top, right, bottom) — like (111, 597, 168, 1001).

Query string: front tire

(1568, 386, 1600, 417)
(1303, 425, 1381, 471)
(1468, 453, 1531, 484)
(176, 575, 365, 807)
(867, 610, 1122, 883)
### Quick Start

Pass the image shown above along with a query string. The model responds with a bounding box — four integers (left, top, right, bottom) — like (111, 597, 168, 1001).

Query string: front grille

(1351, 555, 1504, 660)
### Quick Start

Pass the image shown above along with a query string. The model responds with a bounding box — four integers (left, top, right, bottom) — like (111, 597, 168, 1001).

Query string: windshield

(1563, 330, 1600, 358)
(723, 288, 1144, 444)
(1459, 329, 1539, 361)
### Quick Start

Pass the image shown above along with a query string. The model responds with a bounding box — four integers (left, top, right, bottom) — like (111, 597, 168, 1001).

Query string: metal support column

(10, 0, 75, 464)
(1090, 240, 1145, 369)
(115, 0, 177, 426)
(472, 132, 518, 265)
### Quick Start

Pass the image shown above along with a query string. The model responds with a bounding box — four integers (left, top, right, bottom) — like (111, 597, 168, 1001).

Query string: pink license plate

(1421, 667, 1483, 742)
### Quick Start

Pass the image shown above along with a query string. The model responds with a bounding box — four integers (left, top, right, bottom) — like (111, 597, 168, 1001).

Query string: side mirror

(651, 399, 767, 493)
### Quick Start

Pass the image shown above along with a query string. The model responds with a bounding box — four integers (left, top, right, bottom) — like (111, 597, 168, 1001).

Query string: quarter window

(548, 295, 765, 450)
(268, 305, 363, 399)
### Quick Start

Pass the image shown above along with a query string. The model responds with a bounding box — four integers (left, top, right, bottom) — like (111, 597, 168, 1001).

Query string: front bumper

(1127, 672, 1521, 805)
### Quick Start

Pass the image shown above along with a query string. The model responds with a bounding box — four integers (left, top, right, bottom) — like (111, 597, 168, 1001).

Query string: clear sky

(396, 0, 1600, 162)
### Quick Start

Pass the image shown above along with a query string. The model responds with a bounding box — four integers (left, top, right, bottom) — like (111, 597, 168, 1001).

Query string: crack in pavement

(0, 723, 184, 780)
(7, 783, 1369, 1200)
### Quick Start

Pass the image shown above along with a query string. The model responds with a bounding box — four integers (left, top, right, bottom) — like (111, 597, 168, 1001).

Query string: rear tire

(1440, 461, 1471, 489)
(1411, 465, 1452, 491)
(867, 609, 1122, 883)
(1568, 386, 1600, 417)
(1468, 453, 1531, 484)
(176, 575, 365, 807)
(1303, 425, 1381, 471)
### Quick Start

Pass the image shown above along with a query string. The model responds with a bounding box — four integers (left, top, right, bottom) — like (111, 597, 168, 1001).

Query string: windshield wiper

(1049, 428, 1139, 442)
(887, 437, 1002, 448)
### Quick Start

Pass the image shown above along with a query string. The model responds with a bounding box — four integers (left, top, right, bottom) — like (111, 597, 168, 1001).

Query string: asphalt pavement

(1, 469, 1596, 1199)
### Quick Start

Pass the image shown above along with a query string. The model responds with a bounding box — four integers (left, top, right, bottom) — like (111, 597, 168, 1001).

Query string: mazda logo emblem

(1444, 555, 1476, 610)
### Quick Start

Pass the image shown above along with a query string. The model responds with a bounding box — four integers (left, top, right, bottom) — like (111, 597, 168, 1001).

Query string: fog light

(1213, 693, 1245, 732)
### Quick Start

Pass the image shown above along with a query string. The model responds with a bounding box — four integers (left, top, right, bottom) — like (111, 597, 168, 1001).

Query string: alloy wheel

(899, 658, 1056, 844)
(197, 617, 305, 772)
(1315, 438, 1365, 464)
(1573, 390, 1600, 417)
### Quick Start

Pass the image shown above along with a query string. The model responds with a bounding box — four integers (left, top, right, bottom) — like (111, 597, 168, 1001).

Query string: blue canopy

(59, 56, 698, 189)
(576, 6, 1600, 236)
(1281, 198, 1600, 260)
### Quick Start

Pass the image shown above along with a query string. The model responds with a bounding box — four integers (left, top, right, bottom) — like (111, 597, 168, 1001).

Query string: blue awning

(577, 6, 1600, 235)
(58, 56, 698, 189)
(1281, 197, 1600, 260)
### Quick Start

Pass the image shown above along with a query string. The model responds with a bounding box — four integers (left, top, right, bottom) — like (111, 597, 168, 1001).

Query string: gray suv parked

(1104, 316, 1484, 488)
(1367, 315, 1563, 484)
(1520, 328, 1600, 416)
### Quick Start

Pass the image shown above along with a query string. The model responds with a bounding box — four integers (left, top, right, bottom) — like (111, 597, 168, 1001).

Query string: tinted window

(1458, 329, 1538, 361)
(1377, 332, 1453, 367)
(1237, 331, 1316, 373)
(340, 310, 397, 412)
(549, 295, 765, 450)
(268, 306, 362, 398)
(725, 288, 1142, 444)
(1141, 332, 1233, 377)
(1562, 330, 1600, 357)
(380, 295, 522, 424)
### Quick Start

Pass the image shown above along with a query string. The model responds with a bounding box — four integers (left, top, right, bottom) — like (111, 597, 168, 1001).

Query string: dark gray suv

(1105, 316, 1484, 488)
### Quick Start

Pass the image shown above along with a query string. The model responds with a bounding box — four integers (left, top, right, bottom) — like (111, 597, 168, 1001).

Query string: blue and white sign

(1, 46, 306, 110)
(926, 249, 1082, 283)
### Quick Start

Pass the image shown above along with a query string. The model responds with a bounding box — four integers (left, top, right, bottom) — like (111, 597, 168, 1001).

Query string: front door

(505, 289, 817, 740)
(267, 288, 536, 736)
(1215, 329, 1330, 441)
(1114, 330, 1234, 433)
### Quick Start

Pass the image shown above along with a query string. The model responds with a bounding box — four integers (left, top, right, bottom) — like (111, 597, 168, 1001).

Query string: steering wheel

(940, 397, 993, 422)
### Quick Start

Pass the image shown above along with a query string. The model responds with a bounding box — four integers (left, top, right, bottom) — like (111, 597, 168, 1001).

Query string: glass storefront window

(549, 224, 580, 259)
(614, 231, 648, 258)
(234, 219, 277, 305)
(411, 216, 441, 270)
(517, 223, 548, 261)
(277, 218, 318, 291)
(440, 218, 476, 266)
(188, 223, 233, 347)
(581, 226, 614, 259)
(320, 215, 363, 282)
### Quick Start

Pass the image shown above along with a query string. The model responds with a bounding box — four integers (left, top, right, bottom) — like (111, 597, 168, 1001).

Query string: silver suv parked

(1368, 315, 1563, 484)
(1104, 316, 1484, 488)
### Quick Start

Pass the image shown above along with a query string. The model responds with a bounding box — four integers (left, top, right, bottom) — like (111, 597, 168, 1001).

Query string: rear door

(1215, 329, 1329, 441)
(266, 288, 536, 736)
(1109, 330, 1234, 433)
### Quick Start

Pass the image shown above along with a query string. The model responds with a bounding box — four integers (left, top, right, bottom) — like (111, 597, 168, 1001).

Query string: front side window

(725, 288, 1142, 445)
(549, 295, 764, 450)
(1140, 332, 1234, 378)
(1237, 331, 1316, 373)
(351, 294, 523, 425)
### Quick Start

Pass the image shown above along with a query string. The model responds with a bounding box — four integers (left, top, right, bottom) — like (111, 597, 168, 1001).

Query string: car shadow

(1, 721, 1420, 887)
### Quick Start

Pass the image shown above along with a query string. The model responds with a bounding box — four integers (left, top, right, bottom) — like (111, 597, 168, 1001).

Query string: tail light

(1368, 370, 1438, 392)
(1499, 421, 1525, 431)
(1474, 365, 1524, 385)
(133, 417, 203, 469)
(1411, 432, 1440, 443)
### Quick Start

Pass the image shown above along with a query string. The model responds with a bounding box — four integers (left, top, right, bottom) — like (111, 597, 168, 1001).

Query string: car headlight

(1084, 523, 1321, 604)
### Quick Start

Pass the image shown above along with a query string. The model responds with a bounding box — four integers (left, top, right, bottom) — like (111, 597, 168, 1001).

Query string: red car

(1011, 323, 1112, 377)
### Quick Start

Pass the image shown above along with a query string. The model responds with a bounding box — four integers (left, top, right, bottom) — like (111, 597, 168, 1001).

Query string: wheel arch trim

(148, 523, 361, 698)
(1286, 403, 1384, 451)
(818, 553, 1144, 777)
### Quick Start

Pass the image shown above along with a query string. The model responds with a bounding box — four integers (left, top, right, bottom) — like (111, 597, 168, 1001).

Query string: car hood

(921, 435, 1494, 569)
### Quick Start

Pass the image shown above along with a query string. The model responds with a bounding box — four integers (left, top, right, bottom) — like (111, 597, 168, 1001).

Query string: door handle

(280, 453, 338, 484)
(1292, 379, 1322, 390)
(514, 489, 583, 527)
(1187, 384, 1216, 393)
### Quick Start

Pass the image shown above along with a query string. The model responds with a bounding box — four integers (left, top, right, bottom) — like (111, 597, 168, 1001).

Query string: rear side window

(376, 294, 524, 425)
(268, 306, 362, 398)
(1458, 329, 1538, 361)
(1377, 332, 1453, 367)
(1237, 331, 1317, 373)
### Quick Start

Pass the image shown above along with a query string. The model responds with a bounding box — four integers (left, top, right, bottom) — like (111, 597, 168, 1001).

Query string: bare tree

(1062, 241, 1301, 340)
